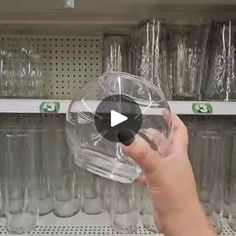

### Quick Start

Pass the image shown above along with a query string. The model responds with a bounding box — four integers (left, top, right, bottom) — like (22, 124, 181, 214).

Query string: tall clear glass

(36, 127, 53, 216)
(81, 170, 104, 215)
(0, 128, 6, 217)
(141, 187, 159, 233)
(110, 182, 141, 234)
(169, 21, 210, 100)
(193, 126, 224, 234)
(202, 21, 230, 100)
(135, 19, 172, 100)
(52, 127, 80, 217)
(5, 131, 39, 234)
(229, 132, 236, 232)
(103, 34, 129, 73)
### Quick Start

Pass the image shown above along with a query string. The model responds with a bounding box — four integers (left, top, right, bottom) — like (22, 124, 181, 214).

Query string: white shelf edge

(0, 99, 235, 115)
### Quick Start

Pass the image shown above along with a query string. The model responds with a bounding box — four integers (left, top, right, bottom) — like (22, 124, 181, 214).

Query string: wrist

(159, 200, 216, 236)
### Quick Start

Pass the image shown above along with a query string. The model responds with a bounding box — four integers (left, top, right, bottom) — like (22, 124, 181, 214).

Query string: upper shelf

(0, 0, 236, 33)
(0, 99, 235, 115)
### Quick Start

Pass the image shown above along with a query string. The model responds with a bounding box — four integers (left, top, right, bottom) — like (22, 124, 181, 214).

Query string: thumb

(118, 130, 160, 180)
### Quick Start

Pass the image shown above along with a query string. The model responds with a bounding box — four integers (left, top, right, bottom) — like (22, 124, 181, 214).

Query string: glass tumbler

(81, 170, 104, 215)
(193, 127, 224, 234)
(141, 187, 159, 233)
(52, 127, 80, 217)
(66, 72, 172, 184)
(5, 131, 40, 234)
(135, 19, 172, 100)
(202, 21, 231, 100)
(110, 181, 141, 234)
(0, 129, 6, 217)
(229, 132, 236, 232)
(35, 127, 53, 216)
(103, 34, 129, 73)
(169, 21, 210, 100)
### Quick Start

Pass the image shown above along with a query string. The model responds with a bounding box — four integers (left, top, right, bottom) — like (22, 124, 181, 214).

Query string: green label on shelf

(40, 102, 60, 113)
(192, 103, 213, 114)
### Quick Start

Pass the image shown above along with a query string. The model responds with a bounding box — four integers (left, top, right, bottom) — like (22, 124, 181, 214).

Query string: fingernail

(117, 129, 134, 146)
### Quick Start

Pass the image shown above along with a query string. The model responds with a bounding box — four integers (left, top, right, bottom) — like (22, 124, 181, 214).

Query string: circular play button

(94, 94, 142, 142)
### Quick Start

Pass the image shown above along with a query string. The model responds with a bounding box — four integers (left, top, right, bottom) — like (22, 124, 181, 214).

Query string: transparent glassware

(141, 187, 159, 233)
(66, 72, 172, 184)
(1, 53, 21, 97)
(169, 21, 210, 100)
(202, 21, 230, 100)
(192, 124, 224, 234)
(134, 19, 172, 100)
(0, 128, 6, 217)
(103, 34, 129, 73)
(81, 170, 104, 215)
(229, 132, 236, 232)
(52, 127, 80, 218)
(5, 131, 39, 234)
(110, 182, 141, 234)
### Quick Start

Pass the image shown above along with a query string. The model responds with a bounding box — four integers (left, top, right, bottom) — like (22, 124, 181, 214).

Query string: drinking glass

(226, 21, 236, 101)
(202, 21, 233, 100)
(103, 34, 129, 72)
(5, 131, 40, 234)
(21, 49, 44, 98)
(135, 19, 172, 100)
(229, 132, 236, 232)
(52, 127, 80, 217)
(1, 53, 21, 97)
(141, 187, 159, 233)
(110, 181, 141, 234)
(193, 126, 224, 234)
(35, 127, 53, 216)
(66, 72, 172, 184)
(81, 170, 104, 215)
(0, 128, 6, 217)
(169, 21, 210, 100)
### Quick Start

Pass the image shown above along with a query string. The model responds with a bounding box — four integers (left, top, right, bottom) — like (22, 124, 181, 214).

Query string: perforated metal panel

(0, 35, 102, 99)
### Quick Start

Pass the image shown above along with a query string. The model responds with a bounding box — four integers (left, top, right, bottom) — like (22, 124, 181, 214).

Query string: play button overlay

(110, 110, 128, 127)
(94, 94, 142, 142)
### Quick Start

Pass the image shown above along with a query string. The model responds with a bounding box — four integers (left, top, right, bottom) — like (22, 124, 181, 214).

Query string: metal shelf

(0, 99, 235, 115)
(0, 212, 234, 235)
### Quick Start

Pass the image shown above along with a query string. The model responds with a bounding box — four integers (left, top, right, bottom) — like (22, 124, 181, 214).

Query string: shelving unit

(0, 99, 235, 115)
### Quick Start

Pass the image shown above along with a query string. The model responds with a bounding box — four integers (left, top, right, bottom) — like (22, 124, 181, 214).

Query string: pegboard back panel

(0, 35, 102, 99)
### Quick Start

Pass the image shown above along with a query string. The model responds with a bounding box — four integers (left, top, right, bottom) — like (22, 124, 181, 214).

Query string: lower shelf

(0, 212, 234, 235)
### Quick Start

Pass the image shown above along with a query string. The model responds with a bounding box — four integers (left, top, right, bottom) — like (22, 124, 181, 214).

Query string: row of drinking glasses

(0, 41, 45, 98)
(185, 116, 236, 234)
(103, 19, 236, 101)
(0, 115, 157, 234)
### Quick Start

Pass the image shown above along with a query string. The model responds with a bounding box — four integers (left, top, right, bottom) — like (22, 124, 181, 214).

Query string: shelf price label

(40, 102, 60, 113)
(192, 103, 213, 114)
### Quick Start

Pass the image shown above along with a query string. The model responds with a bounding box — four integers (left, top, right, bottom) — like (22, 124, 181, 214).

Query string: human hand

(119, 114, 216, 236)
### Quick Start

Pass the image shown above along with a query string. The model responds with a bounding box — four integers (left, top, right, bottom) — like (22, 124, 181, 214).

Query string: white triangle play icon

(110, 110, 128, 127)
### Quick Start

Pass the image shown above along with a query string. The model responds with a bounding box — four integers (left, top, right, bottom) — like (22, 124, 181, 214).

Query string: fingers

(170, 114, 189, 151)
(122, 134, 160, 179)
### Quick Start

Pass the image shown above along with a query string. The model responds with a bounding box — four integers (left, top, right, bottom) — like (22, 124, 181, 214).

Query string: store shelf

(0, 212, 234, 235)
(0, 212, 159, 236)
(0, 99, 235, 115)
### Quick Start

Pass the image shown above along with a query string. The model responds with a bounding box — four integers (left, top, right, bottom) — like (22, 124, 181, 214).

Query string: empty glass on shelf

(191, 123, 225, 234)
(141, 187, 159, 233)
(169, 21, 210, 100)
(81, 170, 104, 215)
(202, 21, 230, 100)
(134, 19, 172, 100)
(110, 182, 141, 234)
(52, 127, 80, 217)
(5, 131, 40, 234)
(103, 34, 129, 73)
